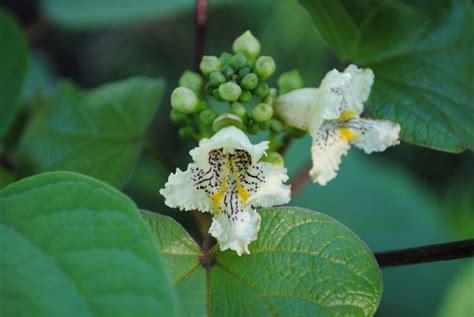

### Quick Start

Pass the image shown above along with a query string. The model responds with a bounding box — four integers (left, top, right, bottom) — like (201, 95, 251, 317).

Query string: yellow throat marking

(210, 151, 250, 213)
(231, 160, 250, 205)
(339, 111, 356, 121)
(210, 152, 229, 213)
(338, 128, 356, 141)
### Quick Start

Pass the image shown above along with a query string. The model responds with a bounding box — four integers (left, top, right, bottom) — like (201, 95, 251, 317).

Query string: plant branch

(375, 239, 474, 268)
(194, 0, 207, 72)
(290, 160, 312, 195)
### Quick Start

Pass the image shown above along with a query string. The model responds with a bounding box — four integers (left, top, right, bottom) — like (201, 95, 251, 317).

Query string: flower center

(191, 148, 264, 221)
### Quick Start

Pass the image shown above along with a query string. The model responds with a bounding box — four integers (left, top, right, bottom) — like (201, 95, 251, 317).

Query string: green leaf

(0, 171, 176, 317)
(300, 0, 474, 152)
(16, 77, 164, 187)
(142, 208, 383, 316)
(0, 9, 28, 139)
(437, 262, 474, 317)
(285, 136, 462, 316)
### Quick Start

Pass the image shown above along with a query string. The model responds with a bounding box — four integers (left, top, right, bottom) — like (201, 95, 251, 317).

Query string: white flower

(159, 126, 291, 255)
(274, 64, 400, 185)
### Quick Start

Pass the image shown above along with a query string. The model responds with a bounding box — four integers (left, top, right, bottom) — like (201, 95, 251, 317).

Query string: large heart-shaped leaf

(143, 207, 383, 316)
(0, 171, 176, 317)
(16, 77, 164, 187)
(0, 9, 28, 139)
(300, 0, 474, 152)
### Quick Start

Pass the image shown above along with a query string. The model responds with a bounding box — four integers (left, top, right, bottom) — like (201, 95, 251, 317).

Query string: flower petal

(190, 126, 268, 166)
(309, 124, 350, 185)
(346, 118, 401, 154)
(159, 164, 214, 212)
(274, 87, 342, 134)
(209, 208, 261, 256)
(317, 64, 374, 116)
(248, 162, 291, 208)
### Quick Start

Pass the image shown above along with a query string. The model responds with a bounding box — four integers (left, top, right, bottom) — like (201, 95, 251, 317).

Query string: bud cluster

(169, 30, 306, 162)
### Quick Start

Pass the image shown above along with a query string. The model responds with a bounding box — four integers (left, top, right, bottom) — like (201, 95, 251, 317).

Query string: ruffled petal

(345, 118, 401, 154)
(248, 162, 291, 208)
(274, 88, 335, 132)
(209, 208, 261, 256)
(309, 124, 350, 185)
(317, 64, 374, 116)
(190, 126, 268, 166)
(159, 164, 214, 212)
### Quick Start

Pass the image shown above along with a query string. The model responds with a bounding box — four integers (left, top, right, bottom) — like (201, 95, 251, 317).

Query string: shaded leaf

(143, 208, 383, 316)
(0, 9, 28, 139)
(16, 77, 164, 187)
(300, 0, 474, 152)
(0, 171, 176, 317)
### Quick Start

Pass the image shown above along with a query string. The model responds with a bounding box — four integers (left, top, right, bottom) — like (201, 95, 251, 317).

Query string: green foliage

(0, 172, 176, 317)
(16, 77, 164, 187)
(142, 208, 383, 316)
(0, 9, 28, 139)
(437, 262, 474, 317)
(286, 136, 461, 316)
(300, 0, 474, 152)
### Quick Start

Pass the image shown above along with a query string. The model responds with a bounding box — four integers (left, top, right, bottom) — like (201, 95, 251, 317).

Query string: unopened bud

(171, 87, 199, 114)
(219, 82, 242, 101)
(232, 30, 261, 59)
(255, 56, 276, 80)
(277, 70, 304, 94)
(200, 56, 220, 75)
(252, 103, 273, 122)
(213, 113, 243, 131)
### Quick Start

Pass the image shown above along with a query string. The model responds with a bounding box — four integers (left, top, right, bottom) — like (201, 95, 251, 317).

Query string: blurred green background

(1, 0, 473, 316)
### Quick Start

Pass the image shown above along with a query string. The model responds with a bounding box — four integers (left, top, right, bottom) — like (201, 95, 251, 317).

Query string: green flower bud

(199, 55, 220, 75)
(170, 108, 188, 124)
(277, 69, 304, 94)
(269, 118, 284, 133)
(239, 90, 252, 103)
(238, 67, 251, 78)
(264, 87, 277, 105)
(213, 113, 243, 131)
(179, 126, 195, 139)
(222, 65, 235, 79)
(199, 109, 217, 125)
(171, 87, 199, 114)
(229, 53, 247, 70)
(213, 88, 223, 101)
(232, 30, 261, 59)
(209, 71, 226, 87)
(230, 102, 247, 119)
(179, 70, 203, 94)
(205, 82, 214, 94)
(219, 82, 242, 101)
(240, 73, 259, 90)
(252, 103, 273, 122)
(261, 151, 284, 167)
(255, 82, 270, 98)
(247, 119, 260, 135)
(259, 121, 270, 130)
(255, 56, 276, 79)
(219, 51, 233, 65)
(288, 127, 306, 138)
